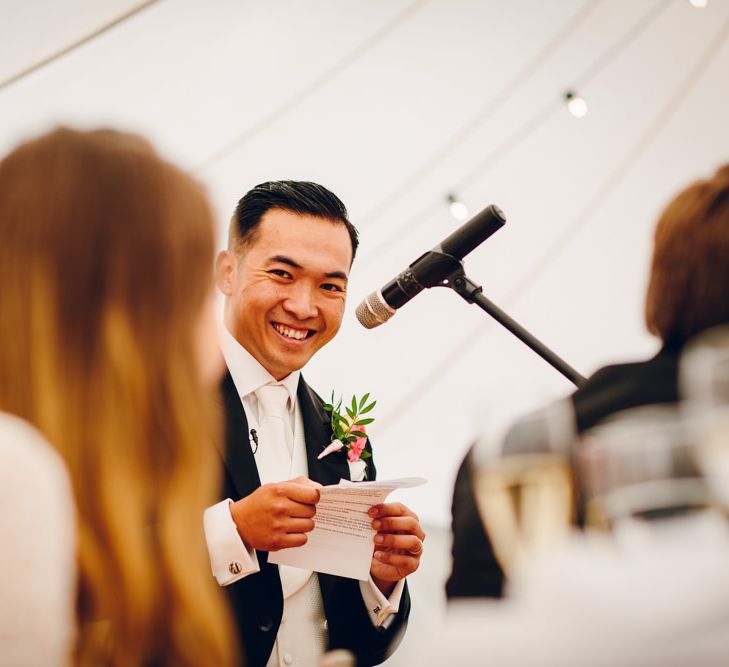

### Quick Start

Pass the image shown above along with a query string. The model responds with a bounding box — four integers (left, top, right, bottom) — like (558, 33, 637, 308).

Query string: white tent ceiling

(2, 0, 729, 527)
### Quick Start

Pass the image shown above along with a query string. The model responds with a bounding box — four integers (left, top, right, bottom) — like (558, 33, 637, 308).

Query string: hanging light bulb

(564, 90, 588, 118)
(446, 193, 469, 221)
(689, 0, 707, 8)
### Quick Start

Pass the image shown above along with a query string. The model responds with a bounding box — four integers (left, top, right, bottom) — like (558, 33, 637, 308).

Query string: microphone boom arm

(443, 263, 586, 387)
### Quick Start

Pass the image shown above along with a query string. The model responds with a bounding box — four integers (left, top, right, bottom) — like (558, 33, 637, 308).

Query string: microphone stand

(413, 251, 586, 387)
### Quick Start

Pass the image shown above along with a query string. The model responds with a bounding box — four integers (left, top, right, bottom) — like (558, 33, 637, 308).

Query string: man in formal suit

(447, 162, 729, 601)
(204, 181, 425, 667)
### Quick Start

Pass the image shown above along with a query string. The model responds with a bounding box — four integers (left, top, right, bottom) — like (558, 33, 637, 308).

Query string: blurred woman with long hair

(0, 127, 236, 666)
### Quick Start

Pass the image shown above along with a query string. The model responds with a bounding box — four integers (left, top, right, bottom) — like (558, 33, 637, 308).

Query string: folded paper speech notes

(268, 477, 427, 580)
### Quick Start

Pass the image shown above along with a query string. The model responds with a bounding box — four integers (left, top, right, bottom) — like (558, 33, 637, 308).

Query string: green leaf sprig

(323, 392, 376, 459)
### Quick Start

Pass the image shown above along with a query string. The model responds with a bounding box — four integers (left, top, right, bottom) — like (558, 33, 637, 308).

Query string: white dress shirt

(204, 325, 403, 665)
(0, 412, 76, 667)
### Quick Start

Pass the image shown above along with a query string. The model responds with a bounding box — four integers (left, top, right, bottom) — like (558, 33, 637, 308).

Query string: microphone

(356, 204, 506, 328)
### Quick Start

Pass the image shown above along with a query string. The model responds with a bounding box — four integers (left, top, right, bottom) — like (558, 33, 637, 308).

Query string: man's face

(217, 209, 353, 380)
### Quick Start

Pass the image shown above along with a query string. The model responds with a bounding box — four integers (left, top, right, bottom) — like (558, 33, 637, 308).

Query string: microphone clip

(446, 269, 484, 304)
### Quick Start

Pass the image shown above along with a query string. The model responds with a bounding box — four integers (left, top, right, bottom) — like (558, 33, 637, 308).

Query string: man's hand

(229, 476, 321, 552)
(368, 502, 426, 596)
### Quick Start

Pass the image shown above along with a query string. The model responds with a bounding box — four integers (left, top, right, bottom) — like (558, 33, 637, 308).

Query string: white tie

(254, 384, 313, 601)
(254, 384, 292, 483)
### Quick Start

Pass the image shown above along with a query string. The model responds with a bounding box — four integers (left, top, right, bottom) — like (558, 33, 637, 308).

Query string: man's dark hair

(229, 180, 359, 261)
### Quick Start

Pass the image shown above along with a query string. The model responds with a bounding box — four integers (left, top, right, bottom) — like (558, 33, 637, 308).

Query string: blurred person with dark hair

(645, 163, 729, 345)
(205, 181, 423, 667)
(448, 162, 729, 600)
(0, 128, 237, 666)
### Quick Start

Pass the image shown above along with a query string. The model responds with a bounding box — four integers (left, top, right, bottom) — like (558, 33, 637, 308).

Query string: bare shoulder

(0, 413, 76, 667)
(0, 412, 72, 497)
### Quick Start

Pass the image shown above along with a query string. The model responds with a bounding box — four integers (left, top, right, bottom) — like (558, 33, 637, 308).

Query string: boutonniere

(318, 392, 376, 466)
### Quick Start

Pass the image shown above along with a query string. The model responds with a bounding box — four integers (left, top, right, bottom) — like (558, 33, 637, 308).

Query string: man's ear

(215, 250, 235, 296)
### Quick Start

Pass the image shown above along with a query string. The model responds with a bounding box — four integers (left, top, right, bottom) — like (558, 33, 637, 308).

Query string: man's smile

(271, 321, 316, 343)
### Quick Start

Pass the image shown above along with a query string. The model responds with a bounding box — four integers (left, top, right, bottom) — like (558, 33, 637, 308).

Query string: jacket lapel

(298, 378, 351, 486)
(219, 370, 261, 499)
(219, 370, 350, 495)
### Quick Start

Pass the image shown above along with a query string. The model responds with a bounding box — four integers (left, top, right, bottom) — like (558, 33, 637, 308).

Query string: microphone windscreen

(355, 291, 395, 329)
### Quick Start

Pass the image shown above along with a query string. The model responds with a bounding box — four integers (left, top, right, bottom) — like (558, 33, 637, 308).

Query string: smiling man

(204, 181, 424, 667)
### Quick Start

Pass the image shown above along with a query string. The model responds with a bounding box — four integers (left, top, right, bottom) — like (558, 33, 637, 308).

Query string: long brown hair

(0, 128, 236, 666)
(645, 163, 729, 346)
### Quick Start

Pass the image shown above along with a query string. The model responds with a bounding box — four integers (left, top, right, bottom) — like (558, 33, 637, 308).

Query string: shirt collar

(219, 323, 300, 411)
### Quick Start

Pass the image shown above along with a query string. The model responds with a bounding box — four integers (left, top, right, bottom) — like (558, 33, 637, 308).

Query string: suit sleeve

(323, 433, 411, 665)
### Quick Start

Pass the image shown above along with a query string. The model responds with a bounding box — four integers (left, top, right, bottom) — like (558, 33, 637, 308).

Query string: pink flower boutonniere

(318, 392, 376, 471)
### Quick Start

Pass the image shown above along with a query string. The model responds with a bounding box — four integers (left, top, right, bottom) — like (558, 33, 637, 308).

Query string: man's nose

(282, 284, 318, 320)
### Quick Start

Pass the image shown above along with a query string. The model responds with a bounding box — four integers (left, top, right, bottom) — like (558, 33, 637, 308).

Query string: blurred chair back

(579, 406, 707, 530)
(680, 326, 729, 511)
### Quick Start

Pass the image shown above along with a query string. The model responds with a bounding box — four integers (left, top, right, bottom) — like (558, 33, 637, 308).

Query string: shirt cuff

(359, 576, 405, 628)
(204, 499, 260, 585)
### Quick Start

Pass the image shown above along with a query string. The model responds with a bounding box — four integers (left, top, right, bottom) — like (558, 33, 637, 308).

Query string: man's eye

(269, 269, 292, 279)
(321, 283, 345, 293)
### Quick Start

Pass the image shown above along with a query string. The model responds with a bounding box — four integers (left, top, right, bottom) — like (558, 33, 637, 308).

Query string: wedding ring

(408, 540, 423, 556)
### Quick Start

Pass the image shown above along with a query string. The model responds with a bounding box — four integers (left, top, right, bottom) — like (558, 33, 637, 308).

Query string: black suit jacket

(446, 344, 682, 600)
(218, 372, 410, 667)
